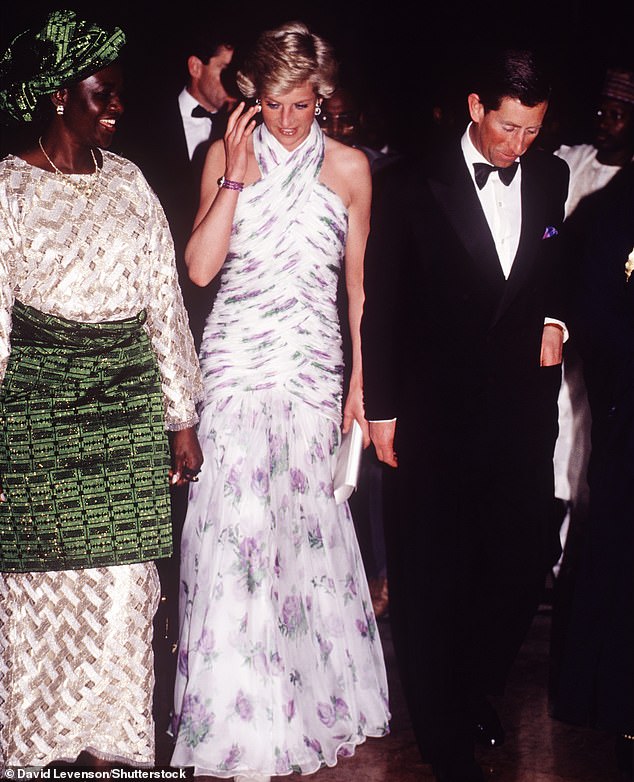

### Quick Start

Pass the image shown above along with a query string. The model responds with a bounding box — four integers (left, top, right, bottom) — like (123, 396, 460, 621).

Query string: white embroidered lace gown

(171, 122, 390, 777)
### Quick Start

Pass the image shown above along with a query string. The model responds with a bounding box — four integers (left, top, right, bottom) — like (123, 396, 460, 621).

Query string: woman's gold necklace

(38, 137, 100, 199)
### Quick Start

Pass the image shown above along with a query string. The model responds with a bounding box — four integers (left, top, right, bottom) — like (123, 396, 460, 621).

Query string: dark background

(2, 0, 634, 154)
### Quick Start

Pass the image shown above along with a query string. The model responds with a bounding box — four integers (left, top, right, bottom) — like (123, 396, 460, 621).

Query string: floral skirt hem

(185, 727, 391, 778)
(171, 392, 390, 775)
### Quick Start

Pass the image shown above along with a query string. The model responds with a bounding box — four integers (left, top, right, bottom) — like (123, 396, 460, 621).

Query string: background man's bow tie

(473, 161, 519, 189)
(191, 105, 215, 120)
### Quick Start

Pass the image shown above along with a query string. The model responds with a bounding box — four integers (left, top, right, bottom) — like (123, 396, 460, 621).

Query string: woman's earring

(255, 98, 261, 106)
(314, 103, 322, 116)
(56, 104, 64, 115)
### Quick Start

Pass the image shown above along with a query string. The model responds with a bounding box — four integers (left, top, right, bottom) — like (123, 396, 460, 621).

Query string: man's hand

(369, 419, 398, 467)
(540, 323, 564, 366)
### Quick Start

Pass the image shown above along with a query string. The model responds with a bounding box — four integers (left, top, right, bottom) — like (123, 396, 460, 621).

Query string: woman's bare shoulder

(324, 135, 370, 174)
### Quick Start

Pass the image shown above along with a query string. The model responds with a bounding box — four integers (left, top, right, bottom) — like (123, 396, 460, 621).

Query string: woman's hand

(169, 426, 204, 487)
(223, 101, 260, 183)
(186, 102, 260, 287)
(343, 383, 370, 448)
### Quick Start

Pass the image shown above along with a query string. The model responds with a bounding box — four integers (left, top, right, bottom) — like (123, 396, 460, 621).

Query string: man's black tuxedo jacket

(117, 95, 227, 346)
(362, 140, 569, 576)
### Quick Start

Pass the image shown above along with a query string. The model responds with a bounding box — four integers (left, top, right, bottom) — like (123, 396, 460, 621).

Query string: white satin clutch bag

(333, 419, 363, 504)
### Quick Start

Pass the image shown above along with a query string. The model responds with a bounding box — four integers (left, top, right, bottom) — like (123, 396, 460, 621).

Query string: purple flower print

(318, 480, 335, 498)
(225, 465, 242, 502)
(268, 432, 289, 474)
(309, 436, 325, 463)
(327, 423, 339, 455)
(252, 649, 269, 676)
(270, 651, 284, 675)
(365, 605, 378, 642)
(290, 467, 308, 494)
(237, 536, 266, 594)
(317, 696, 350, 728)
(235, 690, 254, 721)
(280, 595, 307, 637)
(284, 699, 296, 722)
(317, 633, 333, 663)
(239, 537, 258, 558)
(219, 743, 242, 771)
(178, 648, 188, 676)
(317, 701, 336, 727)
(197, 627, 216, 660)
(333, 696, 350, 720)
(356, 618, 369, 637)
(275, 749, 292, 774)
(251, 466, 270, 498)
(304, 736, 324, 758)
(356, 608, 377, 641)
(307, 514, 323, 549)
(179, 693, 214, 748)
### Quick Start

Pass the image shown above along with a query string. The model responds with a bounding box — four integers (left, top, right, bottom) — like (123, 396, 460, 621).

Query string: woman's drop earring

(56, 104, 64, 115)
(314, 103, 322, 116)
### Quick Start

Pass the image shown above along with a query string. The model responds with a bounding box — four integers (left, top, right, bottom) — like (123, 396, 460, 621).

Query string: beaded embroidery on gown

(171, 122, 390, 777)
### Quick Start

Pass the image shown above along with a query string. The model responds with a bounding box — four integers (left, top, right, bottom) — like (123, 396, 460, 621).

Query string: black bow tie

(191, 105, 215, 120)
(473, 161, 519, 189)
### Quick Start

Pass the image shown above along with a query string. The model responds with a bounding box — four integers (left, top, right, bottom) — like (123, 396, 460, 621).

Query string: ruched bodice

(199, 121, 348, 422)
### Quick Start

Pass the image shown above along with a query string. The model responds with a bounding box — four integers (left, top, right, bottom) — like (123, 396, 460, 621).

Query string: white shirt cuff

(545, 317, 569, 342)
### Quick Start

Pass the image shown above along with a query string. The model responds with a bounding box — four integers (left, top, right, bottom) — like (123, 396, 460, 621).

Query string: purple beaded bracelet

(217, 175, 244, 191)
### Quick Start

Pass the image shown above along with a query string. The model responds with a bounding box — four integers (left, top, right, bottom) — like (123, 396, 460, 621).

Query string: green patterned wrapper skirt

(0, 302, 172, 572)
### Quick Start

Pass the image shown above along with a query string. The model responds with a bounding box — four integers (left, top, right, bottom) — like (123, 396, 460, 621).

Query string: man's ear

(467, 93, 485, 124)
(187, 55, 202, 80)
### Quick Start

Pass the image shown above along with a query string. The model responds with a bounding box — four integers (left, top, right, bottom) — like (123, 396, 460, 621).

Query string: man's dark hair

(473, 47, 552, 112)
(189, 35, 234, 65)
(177, 24, 235, 72)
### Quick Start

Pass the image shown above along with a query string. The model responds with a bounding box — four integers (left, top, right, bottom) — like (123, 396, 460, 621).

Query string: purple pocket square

(542, 226, 558, 239)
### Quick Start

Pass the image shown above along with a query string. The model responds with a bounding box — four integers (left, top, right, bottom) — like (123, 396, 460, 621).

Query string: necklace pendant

(38, 136, 100, 199)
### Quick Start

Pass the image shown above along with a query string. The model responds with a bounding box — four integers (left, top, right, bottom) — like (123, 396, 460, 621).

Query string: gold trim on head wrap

(0, 9, 126, 123)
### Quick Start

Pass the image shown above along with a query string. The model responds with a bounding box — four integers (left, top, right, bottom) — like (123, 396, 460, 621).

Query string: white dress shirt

(461, 124, 522, 279)
(178, 88, 217, 161)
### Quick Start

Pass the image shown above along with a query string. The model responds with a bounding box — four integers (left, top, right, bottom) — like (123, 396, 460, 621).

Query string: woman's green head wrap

(0, 9, 126, 123)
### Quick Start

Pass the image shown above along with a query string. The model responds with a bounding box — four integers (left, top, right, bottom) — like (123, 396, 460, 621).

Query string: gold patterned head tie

(0, 9, 126, 123)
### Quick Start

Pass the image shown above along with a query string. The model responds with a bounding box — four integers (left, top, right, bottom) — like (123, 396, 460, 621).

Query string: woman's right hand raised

(223, 101, 261, 183)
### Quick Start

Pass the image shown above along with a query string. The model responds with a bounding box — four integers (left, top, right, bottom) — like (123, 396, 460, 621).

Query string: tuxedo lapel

(427, 146, 506, 290)
(167, 98, 191, 173)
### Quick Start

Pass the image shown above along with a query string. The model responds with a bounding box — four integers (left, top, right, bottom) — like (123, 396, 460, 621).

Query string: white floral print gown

(171, 121, 390, 777)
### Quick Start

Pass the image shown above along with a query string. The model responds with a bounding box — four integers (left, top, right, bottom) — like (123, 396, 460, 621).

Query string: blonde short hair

(236, 21, 337, 100)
